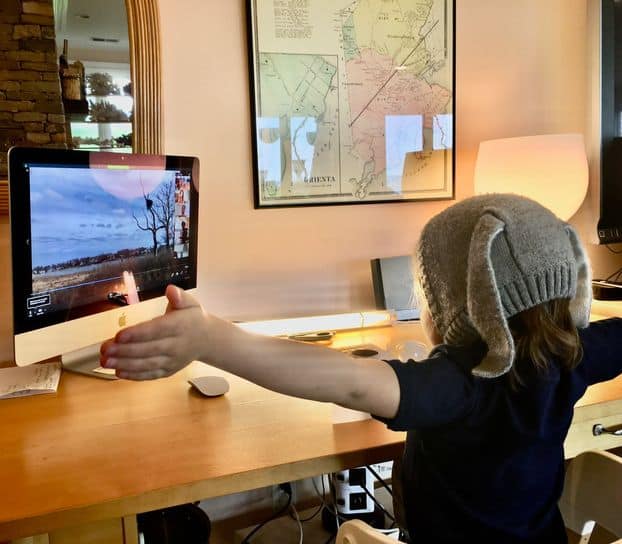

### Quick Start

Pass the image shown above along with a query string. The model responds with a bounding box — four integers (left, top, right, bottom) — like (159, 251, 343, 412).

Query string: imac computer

(8, 147, 199, 378)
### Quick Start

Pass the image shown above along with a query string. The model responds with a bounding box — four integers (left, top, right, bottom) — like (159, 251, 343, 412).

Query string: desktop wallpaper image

(28, 166, 190, 315)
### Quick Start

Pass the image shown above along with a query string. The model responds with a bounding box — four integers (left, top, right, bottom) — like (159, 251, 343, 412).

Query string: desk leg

(10, 537, 49, 544)
(45, 515, 138, 544)
(6, 516, 138, 544)
(122, 516, 139, 544)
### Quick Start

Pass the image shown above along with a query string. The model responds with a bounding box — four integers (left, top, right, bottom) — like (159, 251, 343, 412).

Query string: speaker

(370, 255, 420, 321)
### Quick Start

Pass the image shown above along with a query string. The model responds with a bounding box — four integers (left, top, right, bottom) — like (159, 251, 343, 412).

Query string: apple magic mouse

(188, 375, 230, 397)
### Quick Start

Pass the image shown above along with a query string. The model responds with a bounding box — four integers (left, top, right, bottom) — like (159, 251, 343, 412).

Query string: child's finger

(100, 338, 115, 355)
(116, 368, 170, 381)
(102, 338, 172, 361)
(165, 284, 201, 311)
(115, 314, 180, 343)
(105, 354, 171, 373)
(100, 355, 172, 372)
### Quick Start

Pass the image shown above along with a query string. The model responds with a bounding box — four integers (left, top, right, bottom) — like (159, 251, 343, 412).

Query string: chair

(559, 450, 622, 544)
(335, 519, 399, 543)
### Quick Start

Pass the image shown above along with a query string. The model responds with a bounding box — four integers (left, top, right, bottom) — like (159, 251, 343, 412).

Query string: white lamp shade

(474, 133, 589, 220)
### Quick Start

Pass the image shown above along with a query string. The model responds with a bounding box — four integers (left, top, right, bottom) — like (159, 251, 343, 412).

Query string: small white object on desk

(288, 330, 335, 344)
(0, 362, 61, 400)
(341, 344, 392, 360)
(391, 340, 428, 361)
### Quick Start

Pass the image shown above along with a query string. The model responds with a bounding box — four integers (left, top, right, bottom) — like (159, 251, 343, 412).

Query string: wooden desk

(0, 325, 419, 543)
(566, 306, 622, 457)
(2, 320, 622, 543)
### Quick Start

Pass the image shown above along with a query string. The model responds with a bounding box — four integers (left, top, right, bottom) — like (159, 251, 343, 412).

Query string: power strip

(334, 467, 375, 514)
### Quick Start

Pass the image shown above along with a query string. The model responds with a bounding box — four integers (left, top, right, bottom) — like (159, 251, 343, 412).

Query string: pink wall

(1, 0, 621, 361)
(157, 0, 619, 322)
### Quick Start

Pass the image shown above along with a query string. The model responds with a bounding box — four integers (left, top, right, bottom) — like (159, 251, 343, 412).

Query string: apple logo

(118, 313, 127, 328)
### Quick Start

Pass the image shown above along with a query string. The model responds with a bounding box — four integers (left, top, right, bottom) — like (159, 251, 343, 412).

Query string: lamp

(474, 133, 589, 220)
(236, 310, 394, 337)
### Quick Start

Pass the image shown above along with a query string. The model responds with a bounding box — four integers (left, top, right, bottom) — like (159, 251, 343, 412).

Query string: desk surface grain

(0, 325, 419, 540)
(2, 320, 622, 540)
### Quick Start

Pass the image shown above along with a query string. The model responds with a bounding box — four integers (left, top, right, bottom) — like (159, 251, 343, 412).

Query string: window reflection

(385, 115, 423, 192)
(55, 0, 132, 152)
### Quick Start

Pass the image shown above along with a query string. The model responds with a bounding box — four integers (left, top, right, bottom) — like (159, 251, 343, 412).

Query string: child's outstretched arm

(100, 285, 400, 419)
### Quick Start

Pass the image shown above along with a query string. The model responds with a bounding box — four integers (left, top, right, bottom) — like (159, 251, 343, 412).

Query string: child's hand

(100, 285, 207, 380)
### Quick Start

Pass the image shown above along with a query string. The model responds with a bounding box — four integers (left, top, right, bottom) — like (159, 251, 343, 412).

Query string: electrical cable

(325, 474, 352, 530)
(606, 245, 622, 254)
(320, 473, 357, 541)
(365, 465, 409, 536)
(290, 504, 304, 544)
(239, 487, 292, 544)
(360, 484, 395, 523)
(605, 266, 622, 281)
(297, 476, 326, 522)
(330, 474, 341, 531)
(297, 502, 324, 523)
(365, 465, 393, 497)
(286, 476, 325, 523)
(312, 474, 326, 501)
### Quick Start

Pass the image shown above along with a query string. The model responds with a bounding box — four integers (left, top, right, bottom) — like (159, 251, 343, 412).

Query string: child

(100, 194, 622, 543)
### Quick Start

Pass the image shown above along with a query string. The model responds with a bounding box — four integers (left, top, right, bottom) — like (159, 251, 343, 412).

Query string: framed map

(248, 0, 455, 208)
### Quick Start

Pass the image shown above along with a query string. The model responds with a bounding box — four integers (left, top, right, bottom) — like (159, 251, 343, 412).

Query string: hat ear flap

(565, 225, 592, 328)
(467, 213, 514, 378)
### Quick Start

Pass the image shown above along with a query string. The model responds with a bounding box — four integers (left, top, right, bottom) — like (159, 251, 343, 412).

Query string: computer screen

(9, 147, 199, 374)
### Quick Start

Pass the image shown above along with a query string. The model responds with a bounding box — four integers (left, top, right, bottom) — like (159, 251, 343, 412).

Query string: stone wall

(0, 0, 66, 177)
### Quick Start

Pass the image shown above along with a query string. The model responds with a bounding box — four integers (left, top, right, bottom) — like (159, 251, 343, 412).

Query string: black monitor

(595, 0, 622, 243)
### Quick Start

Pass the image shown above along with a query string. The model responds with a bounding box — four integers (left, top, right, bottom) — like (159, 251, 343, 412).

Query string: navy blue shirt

(376, 318, 622, 544)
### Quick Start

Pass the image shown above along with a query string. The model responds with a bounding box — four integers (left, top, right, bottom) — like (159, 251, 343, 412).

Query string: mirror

(0, 0, 162, 215)
(56, 0, 134, 152)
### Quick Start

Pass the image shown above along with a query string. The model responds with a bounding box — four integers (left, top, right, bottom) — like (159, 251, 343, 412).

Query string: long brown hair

(507, 299, 583, 388)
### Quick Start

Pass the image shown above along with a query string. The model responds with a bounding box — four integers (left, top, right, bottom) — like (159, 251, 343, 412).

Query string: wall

(155, 0, 620, 323)
(0, 0, 67, 176)
(1, 0, 621, 359)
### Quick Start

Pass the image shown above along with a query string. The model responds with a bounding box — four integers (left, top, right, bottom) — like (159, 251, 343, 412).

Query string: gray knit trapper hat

(416, 194, 592, 378)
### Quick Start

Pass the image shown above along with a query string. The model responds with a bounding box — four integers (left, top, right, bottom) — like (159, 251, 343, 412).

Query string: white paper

(92, 366, 116, 376)
(0, 362, 61, 400)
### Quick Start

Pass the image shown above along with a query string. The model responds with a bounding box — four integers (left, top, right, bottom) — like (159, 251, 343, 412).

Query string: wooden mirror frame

(0, 0, 163, 216)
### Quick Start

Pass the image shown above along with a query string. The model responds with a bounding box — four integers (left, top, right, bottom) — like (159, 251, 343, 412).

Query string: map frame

(247, 0, 455, 208)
